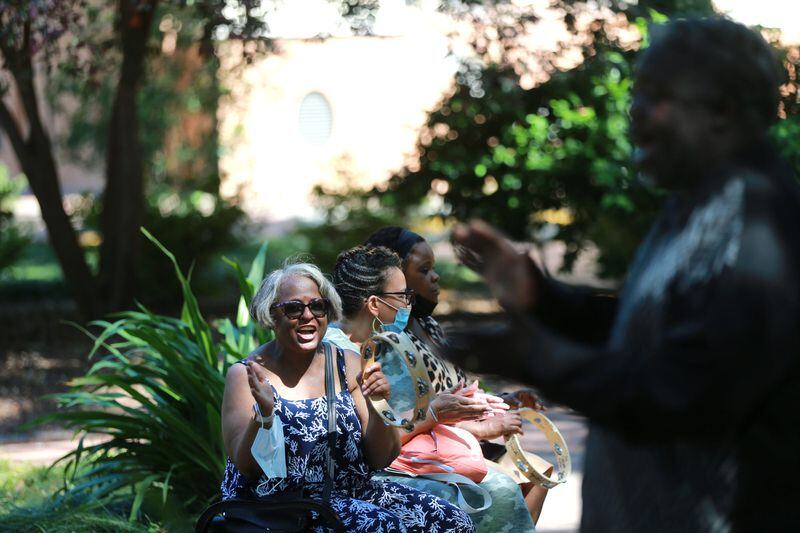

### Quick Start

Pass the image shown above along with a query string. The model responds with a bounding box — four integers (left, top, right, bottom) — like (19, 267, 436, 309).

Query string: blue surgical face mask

(376, 297, 411, 333)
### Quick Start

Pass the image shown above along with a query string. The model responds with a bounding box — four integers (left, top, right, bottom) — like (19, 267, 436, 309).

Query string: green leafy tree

(375, 44, 659, 277)
(317, 1, 800, 278)
(0, 1, 265, 317)
(772, 41, 800, 176)
(0, 0, 380, 317)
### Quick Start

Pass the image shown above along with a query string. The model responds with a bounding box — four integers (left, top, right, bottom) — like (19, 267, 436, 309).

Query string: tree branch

(9, 44, 47, 152)
(0, 96, 29, 169)
(22, 17, 31, 54)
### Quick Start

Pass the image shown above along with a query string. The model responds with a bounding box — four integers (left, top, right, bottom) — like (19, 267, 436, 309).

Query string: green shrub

(0, 505, 155, 533)
(0, 164, 31, 275)
(436, 260, 486, 294)
(70, 190, 244, 307)
(31, 228, 272, 520)
(296, 194, 407, 272)
(138, 189, 245, 305)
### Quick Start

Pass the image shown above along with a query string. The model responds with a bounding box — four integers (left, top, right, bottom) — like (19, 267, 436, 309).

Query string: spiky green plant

(31, 228, 272, 519)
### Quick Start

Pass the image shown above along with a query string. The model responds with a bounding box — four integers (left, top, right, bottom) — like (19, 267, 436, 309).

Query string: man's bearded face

(630, 60, 725, 190)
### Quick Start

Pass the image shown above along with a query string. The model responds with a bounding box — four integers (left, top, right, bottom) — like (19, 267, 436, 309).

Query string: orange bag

(389, 424, 488, 483)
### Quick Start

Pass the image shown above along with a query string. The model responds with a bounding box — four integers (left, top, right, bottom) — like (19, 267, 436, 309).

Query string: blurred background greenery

(1, 0, 799, 529)
(2, 0, 798, 316)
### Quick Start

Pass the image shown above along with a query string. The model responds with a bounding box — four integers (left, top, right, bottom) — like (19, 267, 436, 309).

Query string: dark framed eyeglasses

(270, 298, 331, 319)
(375, 289, 415, 306)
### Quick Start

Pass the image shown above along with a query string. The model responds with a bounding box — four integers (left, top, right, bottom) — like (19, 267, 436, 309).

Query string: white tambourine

(503, 408, 571, 489)
(361, 330, 432, 431)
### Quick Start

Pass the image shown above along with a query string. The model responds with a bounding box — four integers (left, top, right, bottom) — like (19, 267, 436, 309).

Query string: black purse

(196, 343, 343, 533)
(198, 494, 332, 532)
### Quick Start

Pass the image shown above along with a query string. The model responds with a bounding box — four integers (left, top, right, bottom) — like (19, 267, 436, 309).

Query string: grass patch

(0, 459, 160, 532)
(0, 241, 71, 303)
(0, 242, 64, 282)
(0, 458, 62, 504)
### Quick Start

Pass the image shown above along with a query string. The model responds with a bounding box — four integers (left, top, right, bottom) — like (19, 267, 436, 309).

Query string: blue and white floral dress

(221, 346, 475, 533)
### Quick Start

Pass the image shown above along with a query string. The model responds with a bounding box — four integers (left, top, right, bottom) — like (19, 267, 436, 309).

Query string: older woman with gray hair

(220, 261, 475, 532)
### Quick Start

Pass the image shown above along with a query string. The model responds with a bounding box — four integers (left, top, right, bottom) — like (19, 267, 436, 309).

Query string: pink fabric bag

(389, 424, 489, 483)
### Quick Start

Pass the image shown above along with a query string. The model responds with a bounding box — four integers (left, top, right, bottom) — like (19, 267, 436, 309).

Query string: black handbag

(196, 493, 344, 532)
(196, 342, 343, 532)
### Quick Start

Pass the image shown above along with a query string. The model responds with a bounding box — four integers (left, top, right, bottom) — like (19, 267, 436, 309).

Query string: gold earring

(371, 315, 382, 333)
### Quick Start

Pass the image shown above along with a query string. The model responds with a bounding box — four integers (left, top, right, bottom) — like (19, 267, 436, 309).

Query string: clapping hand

(247, 361, 275, 416)
(475, 410, 524, 439)
(431, 382, 493, 424)
(431, 381, 510, 424)
(459, 380, 510, 418)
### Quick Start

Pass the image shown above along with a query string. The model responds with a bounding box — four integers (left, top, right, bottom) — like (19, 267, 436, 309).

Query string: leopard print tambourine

(504, 408, 571, 489)
(361, 330, 433, 431)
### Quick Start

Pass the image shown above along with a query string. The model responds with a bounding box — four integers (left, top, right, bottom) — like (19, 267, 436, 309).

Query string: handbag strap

(323, 341, 336, 501)
(416, 472, 492, 513)
(384, 464, 493, 514)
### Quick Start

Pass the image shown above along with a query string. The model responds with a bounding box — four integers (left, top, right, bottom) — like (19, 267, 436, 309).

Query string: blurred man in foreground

(451, 18, 800, 532)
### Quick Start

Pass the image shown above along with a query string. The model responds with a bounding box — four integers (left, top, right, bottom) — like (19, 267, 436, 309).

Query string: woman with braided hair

(364, 227, 550, 525)
(364, 228, 543, 408)
(326, 245, 538, 532)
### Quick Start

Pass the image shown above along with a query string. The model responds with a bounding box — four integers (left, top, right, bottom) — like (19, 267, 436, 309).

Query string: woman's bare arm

(221, 363, 262, 477)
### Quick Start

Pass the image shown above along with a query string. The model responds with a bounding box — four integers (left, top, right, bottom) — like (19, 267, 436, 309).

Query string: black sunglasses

(375, 288, 416, 306)
(270, 298, 330, 319)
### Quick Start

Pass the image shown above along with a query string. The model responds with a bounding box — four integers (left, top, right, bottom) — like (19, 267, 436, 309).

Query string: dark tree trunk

(0, 26, 102, 319)
(98, 0, 158, 310)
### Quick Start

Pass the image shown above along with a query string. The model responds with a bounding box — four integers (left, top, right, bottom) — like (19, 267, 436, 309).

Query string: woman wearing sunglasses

(327, 246, 535, 531)
(221, 261, 474, 532)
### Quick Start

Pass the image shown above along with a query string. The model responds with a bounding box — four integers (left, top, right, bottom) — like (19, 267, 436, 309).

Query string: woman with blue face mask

(326, 246, 415, 349)
(327, 245, 536, 531)
(325, 246, 420, 410)
(364, 228, 550, 530)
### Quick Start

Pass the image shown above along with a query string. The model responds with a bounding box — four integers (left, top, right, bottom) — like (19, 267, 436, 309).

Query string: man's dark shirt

(458, 144, 800, 531)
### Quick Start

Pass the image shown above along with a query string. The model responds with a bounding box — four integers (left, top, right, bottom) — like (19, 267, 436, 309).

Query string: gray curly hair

(249, 261, 343, 329)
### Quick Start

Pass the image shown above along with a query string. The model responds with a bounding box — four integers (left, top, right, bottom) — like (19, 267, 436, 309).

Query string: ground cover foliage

(0, 459, 158, 532)
(18, 230, 272, 525)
